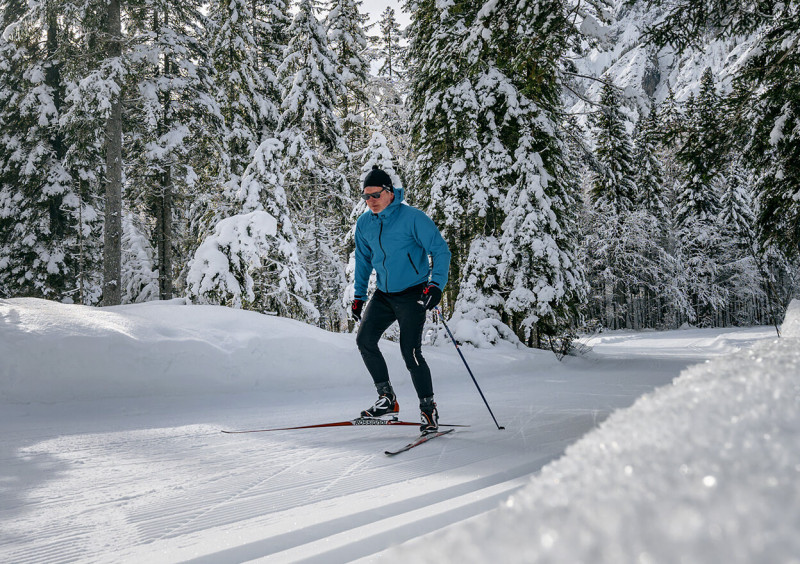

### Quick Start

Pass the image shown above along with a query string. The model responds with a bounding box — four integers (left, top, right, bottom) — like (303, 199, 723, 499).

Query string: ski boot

(361, 382, 399, 418)
(419, 396, 439, 434)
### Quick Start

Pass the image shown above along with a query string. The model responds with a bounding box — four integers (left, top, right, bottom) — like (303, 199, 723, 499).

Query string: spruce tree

(675, 69, 724, 226)
(0, 0, 103, 303)
(367, 7, 409, 177)
(406, 0, 482, 313)
(649, 1, 800, 258)
(207, 0, 277, 189)
(325, 0, 371, 198)
(634, 108, 667, 219)
(406, 0, 586, 345)
(590, 83, 637, 214)
(277, 0, 350, 328)
(125, 0, 222, 300)
(376, 7, 404, 81)
(187, 138, 316, 319)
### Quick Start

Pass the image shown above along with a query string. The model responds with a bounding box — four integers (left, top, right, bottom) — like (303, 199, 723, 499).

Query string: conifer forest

(1, 0, 798, 349)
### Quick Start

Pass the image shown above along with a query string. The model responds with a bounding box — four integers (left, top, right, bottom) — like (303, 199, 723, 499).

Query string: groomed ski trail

(0, 326, 773, 563)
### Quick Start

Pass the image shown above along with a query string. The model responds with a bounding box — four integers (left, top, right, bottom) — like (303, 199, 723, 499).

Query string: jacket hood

(374, 187, 405, 216)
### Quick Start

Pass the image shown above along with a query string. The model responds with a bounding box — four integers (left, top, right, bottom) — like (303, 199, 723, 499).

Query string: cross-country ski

(220, 417, 468, 433)
(385, 428, 455, 456)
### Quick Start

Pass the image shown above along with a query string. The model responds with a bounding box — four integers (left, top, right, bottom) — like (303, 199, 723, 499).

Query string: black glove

(419, 284, 442, 310)
(351, 298, 364, 321)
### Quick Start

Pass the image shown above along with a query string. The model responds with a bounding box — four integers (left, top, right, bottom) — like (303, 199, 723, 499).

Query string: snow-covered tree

(187, 138, 315, 317)
(675, 69, 724, 226)
(366, 7, 409, 177)
(0, 1, 102, 303)
(208, 0, 278, 187)
(406, 0, 586, 345)
(186, 210, 315, 317)
(634, 108, 667, 219)
(277, 0, 350, 327)
(278, 0, 349, 200)
(451, 236, 520, 347)
(590, 83, 637, 214)
(375, 6, 404, 81)
(650, 5, 800, 258)
(125, 0, 222, 300)
(325, 0, 370, 141)
(406, 0, 483, 308)
(121, 214, 159, 304)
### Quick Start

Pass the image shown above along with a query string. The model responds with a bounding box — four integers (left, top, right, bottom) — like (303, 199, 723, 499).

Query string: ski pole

(435, 307, 505, 430)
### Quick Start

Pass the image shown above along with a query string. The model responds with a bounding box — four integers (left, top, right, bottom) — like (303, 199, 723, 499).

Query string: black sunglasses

(361, 186, 392, 201)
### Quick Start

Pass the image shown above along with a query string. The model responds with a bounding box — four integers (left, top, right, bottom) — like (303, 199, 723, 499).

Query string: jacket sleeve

(413, 211, 451, 289)
(353, 220, 373, 299)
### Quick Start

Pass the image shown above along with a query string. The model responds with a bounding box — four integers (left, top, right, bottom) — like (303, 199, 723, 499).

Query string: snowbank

(401, 301, 800, 562)
(781, 298, 800, 338)
(0, 298, 363, 404)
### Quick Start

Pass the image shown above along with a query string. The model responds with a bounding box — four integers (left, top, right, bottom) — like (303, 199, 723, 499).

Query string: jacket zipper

(407, 253, 419, 275)
(378, 219, 388, 284)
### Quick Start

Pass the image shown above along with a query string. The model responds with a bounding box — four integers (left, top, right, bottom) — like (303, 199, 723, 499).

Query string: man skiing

(351, 166, 451, 434)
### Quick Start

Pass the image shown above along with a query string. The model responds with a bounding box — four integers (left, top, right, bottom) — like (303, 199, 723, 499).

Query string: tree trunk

(102, 0, 123, 306)
(156, 168, 173, 300)
(155, 7, 173, 300)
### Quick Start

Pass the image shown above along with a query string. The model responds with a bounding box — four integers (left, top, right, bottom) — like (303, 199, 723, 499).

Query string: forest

(1, 0, 798, 348)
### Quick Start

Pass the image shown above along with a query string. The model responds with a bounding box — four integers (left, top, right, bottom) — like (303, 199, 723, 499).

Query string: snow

(770, 104, 790, 146)
(0, 298, 796, 563)
(401, 302, 800, 563)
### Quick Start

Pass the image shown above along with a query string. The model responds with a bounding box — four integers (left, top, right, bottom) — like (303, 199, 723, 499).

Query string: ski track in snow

(0, 319, 774, 563)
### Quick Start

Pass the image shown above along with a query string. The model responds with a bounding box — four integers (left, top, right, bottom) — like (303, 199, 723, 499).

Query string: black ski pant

(356, 283, 433, 399)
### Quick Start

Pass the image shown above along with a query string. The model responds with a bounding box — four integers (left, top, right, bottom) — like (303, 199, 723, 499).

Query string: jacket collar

(372, 187, 404, 219)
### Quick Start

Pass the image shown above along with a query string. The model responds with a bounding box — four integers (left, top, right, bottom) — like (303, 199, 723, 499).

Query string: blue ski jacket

(354, 187, 450, 299)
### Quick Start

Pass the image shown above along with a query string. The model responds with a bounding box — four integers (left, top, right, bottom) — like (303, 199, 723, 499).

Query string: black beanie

(363, 165, 393, 189)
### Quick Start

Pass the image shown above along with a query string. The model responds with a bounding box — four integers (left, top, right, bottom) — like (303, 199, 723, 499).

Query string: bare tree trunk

(154, 6, 173, 300)
(156, 167, 173, 299)
(102, 0, 123, 306)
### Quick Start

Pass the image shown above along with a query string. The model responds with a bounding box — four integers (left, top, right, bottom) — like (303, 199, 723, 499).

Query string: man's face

(362, 186, 394, 214)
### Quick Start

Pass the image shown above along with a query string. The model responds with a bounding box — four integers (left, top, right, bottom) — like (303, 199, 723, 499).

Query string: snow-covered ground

(0, 298, 796, 563)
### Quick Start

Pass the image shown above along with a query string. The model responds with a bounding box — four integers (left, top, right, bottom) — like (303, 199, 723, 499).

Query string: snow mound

(782, 299, 800, 338)
(0, 298, 363, 404)
(400, 306, 800, 562)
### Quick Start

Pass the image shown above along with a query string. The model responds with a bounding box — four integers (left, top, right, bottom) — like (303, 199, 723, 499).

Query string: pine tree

(376, 7, 404, 81)
(277, 0, 350, 328)
(367, 7, 409, 178)
(125, 0, 222, 301)
(590, 83, 637, 214)
(406, 0, 481, 310)
(634, 108, 667, 219)
(122, 214, 159, 303)
(187, 138, 316, 319)
(485, 0, 590, 344)
(406, 0, 586, 345)
(208, 0, 278, 188)
(325, 0, 370, 132)
(741, 17, 800, 260)
(325, 0, 371, 199)
(452, 236, 521, 346)
(675, 68, 724, 226)
(649, 2, 800, 259)
(0, 0, 103, 303)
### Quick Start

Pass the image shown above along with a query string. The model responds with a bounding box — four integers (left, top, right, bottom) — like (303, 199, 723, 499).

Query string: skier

(351, 166, 451, 433)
